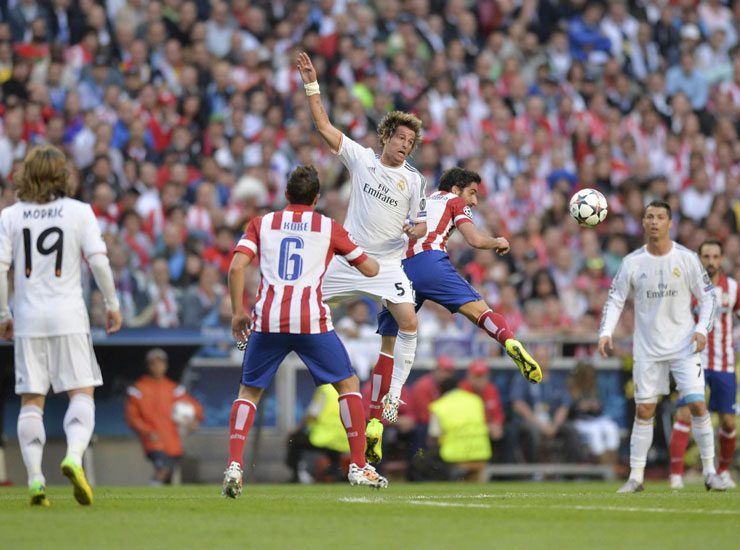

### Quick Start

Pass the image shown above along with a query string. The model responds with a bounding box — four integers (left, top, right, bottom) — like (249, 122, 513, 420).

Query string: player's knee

(720, 414, 736, 433)
(675, 406, 692, 424)
(687, 401, 707, 417)
(397, 314, 417, 333)
(635, 403, 656, 420)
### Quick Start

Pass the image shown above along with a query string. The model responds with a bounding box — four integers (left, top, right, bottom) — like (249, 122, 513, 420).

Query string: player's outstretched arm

(457, 223, 510, 254)
(228, 251, 253, 344)
(296, 52, 342, 153)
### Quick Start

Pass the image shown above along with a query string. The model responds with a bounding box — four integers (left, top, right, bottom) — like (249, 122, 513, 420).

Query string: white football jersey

(599, 242, 716, 361)
(336, 134, 427, 260)
(0, 198, 108, 337)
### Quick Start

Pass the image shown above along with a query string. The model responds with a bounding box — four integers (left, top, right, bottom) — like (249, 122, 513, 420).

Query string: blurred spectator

(458, 360, 505, 444)
(568, 363, 620, 465)
(286, 384, 348, 484)
(410, 356, 456, 428)
(181, 264, 225, 328)
(509, 346, 583, 463)
(124, 348, 203, 485)
(413, 377, 492, 482)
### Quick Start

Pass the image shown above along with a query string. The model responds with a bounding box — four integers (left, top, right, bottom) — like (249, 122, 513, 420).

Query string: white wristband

(304, 81, 320, 96)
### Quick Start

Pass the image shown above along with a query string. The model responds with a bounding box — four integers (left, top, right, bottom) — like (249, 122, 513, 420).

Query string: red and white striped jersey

(406, 191, 473, 257)
(703, 274, 740, 373)
(234, 205, 367, 334)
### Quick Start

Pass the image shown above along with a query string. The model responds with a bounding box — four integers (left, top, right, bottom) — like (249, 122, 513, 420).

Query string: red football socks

(718, 429, 736, 473)
(669, 420, 691, 476)
(368, 353, 393, 420)
(338, 392, 366, 468)
(228, 399, 256, 468)
(477, 309, 514, 346)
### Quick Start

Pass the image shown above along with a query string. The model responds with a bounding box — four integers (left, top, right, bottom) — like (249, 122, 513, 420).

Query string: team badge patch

(673, 267, 681, 278)
(397, 179, 406, 191)
(463, 206, 473, 218)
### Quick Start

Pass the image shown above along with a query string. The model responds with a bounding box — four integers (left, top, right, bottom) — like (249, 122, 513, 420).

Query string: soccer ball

(172, 400, 196, 426)
(569, 189, 608, 227)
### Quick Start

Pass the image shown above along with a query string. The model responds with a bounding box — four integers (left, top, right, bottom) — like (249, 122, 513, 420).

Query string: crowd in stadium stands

(0, 0, 739, 364)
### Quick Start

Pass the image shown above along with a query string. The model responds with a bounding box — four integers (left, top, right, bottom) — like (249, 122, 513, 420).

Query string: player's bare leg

(459, 300, 542, 384)
(223, 385, 263, 498)
(687, 399, 727, 491)
(60, 387, 96, 505)
(618, 402, 656, 493)
(718, 413, 736, 488)
(382, 302, 417, 423)
(18, 394, 49, 506)
(669, 405, 692, 489)
(334, 376, 387, 488)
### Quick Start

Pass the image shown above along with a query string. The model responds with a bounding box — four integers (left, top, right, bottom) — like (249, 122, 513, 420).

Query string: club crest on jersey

(672, 267, 681, 278)
(397, 179, 406, 191)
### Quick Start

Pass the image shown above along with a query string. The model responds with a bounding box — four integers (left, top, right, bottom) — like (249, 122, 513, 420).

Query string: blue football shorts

(377, 251, 481, 337)
(241, 331, 355, 388)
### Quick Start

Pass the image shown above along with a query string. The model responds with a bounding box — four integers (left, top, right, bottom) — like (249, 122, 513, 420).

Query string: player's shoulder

(673, 242, 702, 263)
(623, 246, 647, 263)
(402, 161, 426, 185)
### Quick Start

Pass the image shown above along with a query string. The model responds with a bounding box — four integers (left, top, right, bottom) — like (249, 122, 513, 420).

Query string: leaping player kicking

(372, 168, 542, 462)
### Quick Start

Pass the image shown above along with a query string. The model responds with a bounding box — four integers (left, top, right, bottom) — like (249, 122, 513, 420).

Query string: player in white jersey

(223, 166, 386, 495)
(598, 200, 727, 492)
(297, 52, 427, 429)
(670, 239, 738, 489)
(0, 146, 122, 506)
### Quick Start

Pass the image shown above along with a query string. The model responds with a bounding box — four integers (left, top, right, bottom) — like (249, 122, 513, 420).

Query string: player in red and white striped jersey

(375, 168, 543, 458)
(222, 166, 388, 496)
(670, 239, 738, 489)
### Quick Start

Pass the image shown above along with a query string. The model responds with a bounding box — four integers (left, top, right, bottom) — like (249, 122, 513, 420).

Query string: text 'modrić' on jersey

(0, 197, 108, 337)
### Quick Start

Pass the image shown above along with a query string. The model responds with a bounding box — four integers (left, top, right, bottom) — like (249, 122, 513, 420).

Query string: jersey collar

(284, 204, 314, 212)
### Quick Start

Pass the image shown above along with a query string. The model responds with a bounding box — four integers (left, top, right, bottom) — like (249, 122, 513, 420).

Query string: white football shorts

(322, 256, 415, 305)
(632, 354, 705, 404)
(14, 333, 103, 395)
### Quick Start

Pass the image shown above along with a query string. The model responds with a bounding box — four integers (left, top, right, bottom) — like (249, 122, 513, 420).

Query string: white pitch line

(340, 497, 740, 517)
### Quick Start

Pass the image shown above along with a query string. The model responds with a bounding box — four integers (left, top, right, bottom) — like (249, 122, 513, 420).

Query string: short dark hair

(698, 239, 723, 256)
(643, 200, 672, 219)
(438, 168, 481, 192)
(286, 165, 320, 205)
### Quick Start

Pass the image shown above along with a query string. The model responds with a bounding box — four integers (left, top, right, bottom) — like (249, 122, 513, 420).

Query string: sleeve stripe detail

(344, 247, 363, 261)
(237, 239, 257, 254)
(348, 253, 368, 266)
(454, 215, 472, 224)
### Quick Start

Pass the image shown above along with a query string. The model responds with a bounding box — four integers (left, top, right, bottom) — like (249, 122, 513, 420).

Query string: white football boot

(222, 461, 243, 499)
(348, 463, 388, 489)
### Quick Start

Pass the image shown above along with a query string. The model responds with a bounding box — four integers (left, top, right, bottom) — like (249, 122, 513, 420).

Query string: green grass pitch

(2, 482, 739, 549)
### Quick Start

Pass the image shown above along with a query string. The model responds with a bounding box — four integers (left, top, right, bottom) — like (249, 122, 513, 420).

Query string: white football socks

(17, 405, 46, 486)
(388, 330, 417, 399)
(628, 417, 654, 484)
(63, 393, 96, 467)
(691, 413, 716, 476)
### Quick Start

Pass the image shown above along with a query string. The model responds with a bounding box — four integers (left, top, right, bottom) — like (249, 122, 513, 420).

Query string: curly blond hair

(377, 111, 423, 154)
(15, 145, 70, 204)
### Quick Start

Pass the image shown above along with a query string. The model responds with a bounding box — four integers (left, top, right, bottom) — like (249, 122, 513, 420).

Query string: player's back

(0, 197, 107, 337)
(406, 191, 472, 257)
(237, 206, 366, 334)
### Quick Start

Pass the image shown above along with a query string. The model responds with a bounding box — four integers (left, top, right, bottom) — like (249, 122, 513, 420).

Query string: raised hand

(296, 52, 318, 84)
